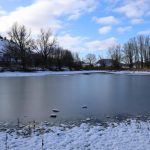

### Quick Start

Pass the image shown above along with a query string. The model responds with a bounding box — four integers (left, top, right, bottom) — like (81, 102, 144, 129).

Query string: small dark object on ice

(52, 109, 60, 113)
(82, 106, 88, 109)
(106, 115, 110, 118)
(50, 114, 57, 118)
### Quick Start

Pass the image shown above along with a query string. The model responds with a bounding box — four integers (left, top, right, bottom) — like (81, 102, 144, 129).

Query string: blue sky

(0, 0, 150, 57)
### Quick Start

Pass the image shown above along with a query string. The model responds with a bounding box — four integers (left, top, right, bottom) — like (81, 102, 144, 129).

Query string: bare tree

(124, 35, 150, 69)
(1, 24, 82, 70)
(54, 47, 64, 70)
(36, 29, 57, 68)
(6, 23, 34, 70)
(144, 36, 150, 67)
(137, 35, 145, 68)
(123, 40, 134, 68)
(85, 53, 96, 66)
(109, 45, 122, 69)
(73, 53, 82, 70)
(62, 50, 74, 70)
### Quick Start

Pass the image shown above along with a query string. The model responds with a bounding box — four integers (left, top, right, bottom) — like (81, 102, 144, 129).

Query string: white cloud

(98, 26, 112, 34)
(114, 0, 150, 18)
(58, 34, 118, 53)
(138, 29, 150, 35)
(85, 37, 118, 51)
(0, 7, 7, 17)
(131, 18, 143, 24)
(93, 16, 119, 25)
(57, 34, 88, 52)
(67, 11, 81, 21)
(117, 26, 132, 33)
(0, 0, 98, 34)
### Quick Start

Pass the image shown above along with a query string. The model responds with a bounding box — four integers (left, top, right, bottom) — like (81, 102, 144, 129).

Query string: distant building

(81, 61, 90, 67)
(96, 59, 113, 67)
(120, 63, 129, 69)
(0, 38, 22, 64)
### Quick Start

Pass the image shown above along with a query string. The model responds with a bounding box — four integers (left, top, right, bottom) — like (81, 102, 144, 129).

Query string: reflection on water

(0, 73, 150, 122)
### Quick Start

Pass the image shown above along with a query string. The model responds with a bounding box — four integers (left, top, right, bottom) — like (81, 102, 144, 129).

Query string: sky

(0, 0, 150, 57)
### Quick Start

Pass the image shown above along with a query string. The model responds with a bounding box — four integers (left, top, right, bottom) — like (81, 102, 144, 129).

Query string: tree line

(108, 35, 150, 69)
(0, 23, 150, 71)
(0, 23, 82, 71)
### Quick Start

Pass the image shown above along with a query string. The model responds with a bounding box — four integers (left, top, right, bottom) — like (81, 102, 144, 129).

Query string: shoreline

(0, 70, 150, 77)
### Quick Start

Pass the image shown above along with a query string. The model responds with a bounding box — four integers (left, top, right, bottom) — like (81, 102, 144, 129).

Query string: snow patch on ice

(0, 70, 150, 77)
(111, 70, 150, 76)
(0, 71, 106, 78)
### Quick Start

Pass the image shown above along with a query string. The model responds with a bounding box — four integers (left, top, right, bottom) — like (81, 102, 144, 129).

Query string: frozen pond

(0, 73, 150, 123)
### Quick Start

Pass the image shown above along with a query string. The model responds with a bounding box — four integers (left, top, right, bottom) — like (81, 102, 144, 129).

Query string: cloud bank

(0, 0, 98, 33)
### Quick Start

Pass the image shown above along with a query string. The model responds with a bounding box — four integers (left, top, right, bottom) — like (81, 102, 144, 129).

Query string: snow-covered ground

(0, 70, 150, 77)
(0, 119, 150, 150)
(110, 70, 150, 76)
(0, 71, 106, 77)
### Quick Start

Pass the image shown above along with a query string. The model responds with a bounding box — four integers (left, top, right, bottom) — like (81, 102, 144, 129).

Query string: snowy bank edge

(0, 70, 150, 77)
(0, 119, 150, 150)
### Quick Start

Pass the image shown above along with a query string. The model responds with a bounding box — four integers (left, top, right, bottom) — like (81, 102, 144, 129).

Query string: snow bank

(111, 70, 150, 76)
(0, 71, 107, 77)
(0, 70, 150, 77)
(0, 120, 150, 150)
